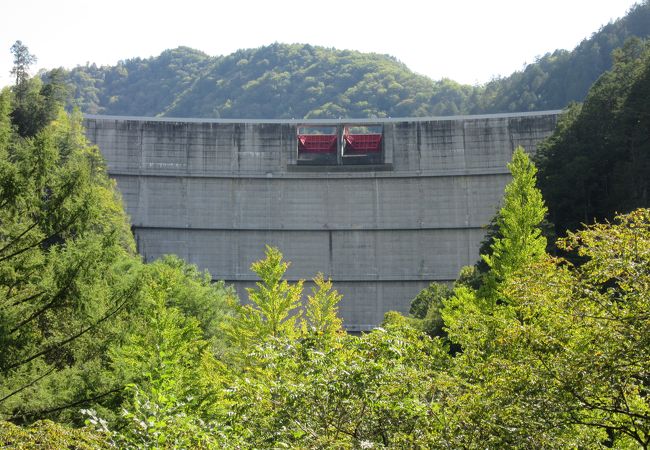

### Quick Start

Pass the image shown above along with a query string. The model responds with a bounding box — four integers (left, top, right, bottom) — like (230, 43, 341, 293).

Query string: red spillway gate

(343, 130, 382, 153)
(296, 125, 383, 166)
(297, 134, 338, 153)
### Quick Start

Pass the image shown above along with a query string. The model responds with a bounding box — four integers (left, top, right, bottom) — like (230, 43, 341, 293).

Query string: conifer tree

(10, 41, 36, 90)
(302, 273, 343, 337)
(230, 246, 303, 349)
(481, 146, 548, 302)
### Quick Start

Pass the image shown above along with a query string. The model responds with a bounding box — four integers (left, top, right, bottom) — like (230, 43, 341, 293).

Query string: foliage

(302, 272, 344, 336)
(11, 41, 68, 137)
(222, 324, 450, 449)
(547, 209, 650, 447)
(104, 284, 227, 449)
(436, 151, 582, 447)
(407, 282, 453, 338)
(437, 141, 648, 447)
(0, 419, 110, 449)
(413, 148, 547, 340)
(0, 69, 236, 431)
(10, 40, 37, 87)
(53, 43, 473, 119)
(229, 246, 304, 351)
(439, 209, 650, 448)
(5, 203, 650, 448)
(141, 255, 237, 355)
(472, 1, 650, 114)
(0, 85, 139, 423)
(481, 147, 547, 300)
(537, 37, 650, 237)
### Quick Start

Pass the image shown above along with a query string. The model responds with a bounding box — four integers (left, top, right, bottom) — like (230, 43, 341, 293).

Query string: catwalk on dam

(84, 111, 560, 331)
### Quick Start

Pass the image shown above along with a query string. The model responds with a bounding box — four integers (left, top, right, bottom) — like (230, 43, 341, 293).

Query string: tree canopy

(536, 37, 650, 237)
(0, 65, 235, 430)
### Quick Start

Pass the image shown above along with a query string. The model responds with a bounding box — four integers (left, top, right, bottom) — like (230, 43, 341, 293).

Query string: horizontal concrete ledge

(108, 168, 512, 180)
(215, 276, 457, 283)
(345, 324, 383, 332)
(287, 164, 393, 172)
(133, 225, 486, 232)
(84, 110, 563, 125)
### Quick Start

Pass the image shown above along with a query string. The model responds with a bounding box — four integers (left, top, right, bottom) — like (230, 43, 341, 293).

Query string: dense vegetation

(475, 0, 650, 113)
(0, 50, 237, 441)
(49, 1, 650, 119)
(536, 37, 650, 237)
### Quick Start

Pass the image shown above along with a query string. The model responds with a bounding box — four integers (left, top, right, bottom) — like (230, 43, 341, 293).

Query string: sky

(0, 0, 641, 88)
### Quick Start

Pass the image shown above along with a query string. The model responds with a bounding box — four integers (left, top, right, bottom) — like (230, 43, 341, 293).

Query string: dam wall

(84, 111, 560, 331)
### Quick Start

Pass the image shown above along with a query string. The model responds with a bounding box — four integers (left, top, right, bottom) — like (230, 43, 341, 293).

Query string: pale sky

(0, 0, 641, 88)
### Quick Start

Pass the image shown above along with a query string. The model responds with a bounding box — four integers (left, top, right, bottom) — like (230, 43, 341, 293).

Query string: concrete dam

(84, 111, 560, 331)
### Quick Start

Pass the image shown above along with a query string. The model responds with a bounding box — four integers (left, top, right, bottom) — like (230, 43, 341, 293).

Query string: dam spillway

(84, 111, 560, 331)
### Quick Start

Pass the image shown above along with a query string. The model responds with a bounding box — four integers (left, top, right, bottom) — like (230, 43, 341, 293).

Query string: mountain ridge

(53, 1, 650, 119)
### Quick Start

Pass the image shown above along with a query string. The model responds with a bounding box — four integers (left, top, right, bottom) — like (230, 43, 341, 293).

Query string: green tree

(222, 321, 449, 448)
(537, 38, 650, 237)
(10, 41, 36, 90)
(481, 146, 548, 302)
(437, 150, 607, 448)
(535, 210, 650, 447)
(441, 209, 650, 448)
(105, 273, 225, 449)
(407, 282, 453, 338)
(229, 246, 304, 350)
(0, 419, 110, 449)
(144, 255, 237, 356)
(49, 3, 650, 119)
(0, 85, 139, 423)
(301, 272, 343, 337)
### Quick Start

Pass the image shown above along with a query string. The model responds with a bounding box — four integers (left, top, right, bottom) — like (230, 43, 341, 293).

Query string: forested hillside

(536, 37, 650, 236)
(60, 44, 474, 118)
(51, 1, 650, 118)
(475, 0, 650, 112)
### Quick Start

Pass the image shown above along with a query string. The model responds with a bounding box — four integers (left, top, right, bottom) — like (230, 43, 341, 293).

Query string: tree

(10, 41, 36, 88)
(222, 321, 450, 448)
(0, 419, 110, 449)
(228, 246, 304, 351)
(407, 282, 453, 338)
(481, 146, 548, 302)
(436, 149, 583, 447)
(143, 255, 237, 356)
(48, 3, 650, 119)
(105, 273, 224, 449)
(447, 209, 650, 448)
(0, 88, 139, 423)
(537, 38, 650, 237)
(301, 272, 343, 337)
(539, 209, 650, 447)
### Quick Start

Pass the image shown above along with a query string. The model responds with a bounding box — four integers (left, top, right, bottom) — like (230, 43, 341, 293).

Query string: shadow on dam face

(84, 111, 560, 332)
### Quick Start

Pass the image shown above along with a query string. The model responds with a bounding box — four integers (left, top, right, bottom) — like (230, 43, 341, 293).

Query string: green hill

(473, 0, 650, 113)
(536, 37, 650, 236)
(53, 1, 650, 118)
(61, 44, 474, 119)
